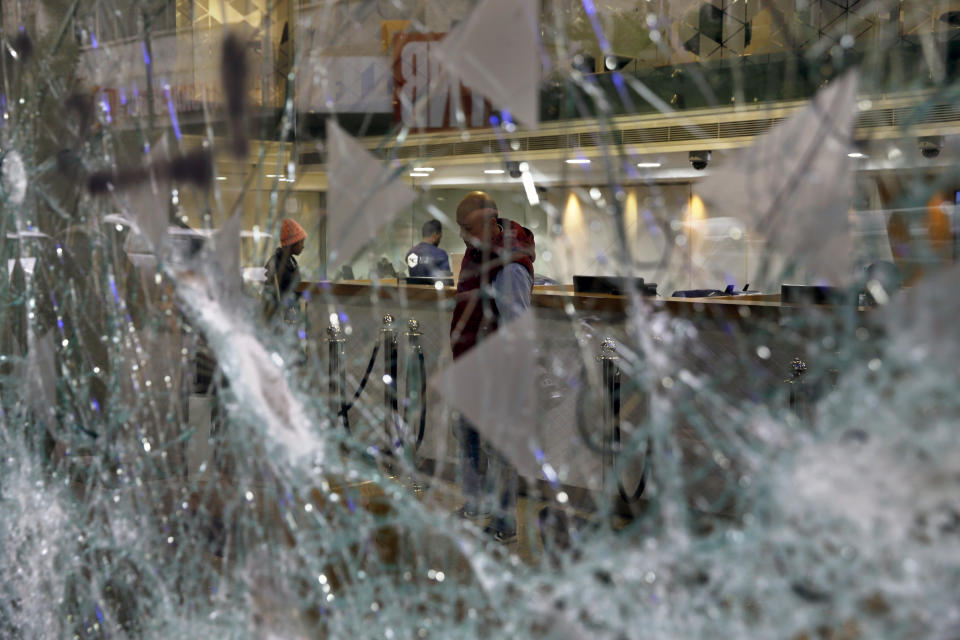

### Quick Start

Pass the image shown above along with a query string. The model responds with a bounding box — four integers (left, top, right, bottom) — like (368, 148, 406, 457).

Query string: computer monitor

(780, 284, 846, 305)
(573, 275, 656, 296)
(402, 276, 454, 287)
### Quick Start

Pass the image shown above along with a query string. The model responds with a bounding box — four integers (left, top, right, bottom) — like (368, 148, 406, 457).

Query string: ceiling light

(636, 162, 661, 168)
(521, 169, 539, 206)
(413, 167, 435, 172)
(410, 172, 430, 178)
(847, 152, 867, 159)
(565, 158, 591, 165)
(484, 169, 505, 174)
(216, 176, 228, 181)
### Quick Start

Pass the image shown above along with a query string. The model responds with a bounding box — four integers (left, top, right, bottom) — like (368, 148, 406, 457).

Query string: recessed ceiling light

(636, 162, 661, 168)
(413, 167, 435, 172)
(216, 176, 228, 181)
(410, 172, 430, 178)
(847, 152, 867, 159)
(521, 170, 539, 206)
(484, 169, 505, 174)
(565, 158, 591, 164)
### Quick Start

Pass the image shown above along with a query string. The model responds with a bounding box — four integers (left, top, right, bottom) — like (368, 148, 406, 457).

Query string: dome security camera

(689, 150, 711, 171)
(505, 161, 522, 179)
(919, 136, 944, 159)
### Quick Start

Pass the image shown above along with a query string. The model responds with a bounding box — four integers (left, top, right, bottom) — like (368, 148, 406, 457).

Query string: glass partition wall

(2, 1, 960, 637)
(73, 0, 960, 289)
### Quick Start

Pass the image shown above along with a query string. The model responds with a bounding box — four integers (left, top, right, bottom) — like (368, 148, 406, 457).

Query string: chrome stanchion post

(404, 317, 422, 350)
(403, 318, 423, 447)
(786, 357, 809, 424)
(382, 314, 398, 439)
(404, 318, 423, 372)
(598, 338, 620, 494)
(327, 323, 347, 429)
(404, 318, 426, 493)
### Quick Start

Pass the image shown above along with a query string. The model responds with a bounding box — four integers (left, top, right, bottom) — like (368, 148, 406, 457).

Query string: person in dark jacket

(405, 219, 451, 277)
(263, 218, 307, 321)
(450, 191, 535, 543)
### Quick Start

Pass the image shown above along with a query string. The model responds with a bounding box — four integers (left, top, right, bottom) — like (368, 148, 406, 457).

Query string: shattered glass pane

(2, 0, 960, 637)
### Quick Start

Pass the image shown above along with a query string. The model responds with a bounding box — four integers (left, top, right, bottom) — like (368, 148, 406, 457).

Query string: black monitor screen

(780, 284, 845, 305)
(573, 276, 656, 296)
(402, 276, 454, 287)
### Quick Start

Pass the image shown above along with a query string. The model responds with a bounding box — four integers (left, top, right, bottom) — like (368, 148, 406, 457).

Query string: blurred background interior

(58, 0, 960, 291)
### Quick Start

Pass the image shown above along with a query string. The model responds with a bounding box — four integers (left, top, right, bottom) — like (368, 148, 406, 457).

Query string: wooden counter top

(299, 281, 869, 320)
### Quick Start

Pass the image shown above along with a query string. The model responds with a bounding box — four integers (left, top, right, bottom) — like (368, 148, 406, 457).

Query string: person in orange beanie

(263, 218, 307, 321)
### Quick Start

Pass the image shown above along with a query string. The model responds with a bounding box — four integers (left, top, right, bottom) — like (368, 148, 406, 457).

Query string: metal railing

(401, 319, 427, 450)
(576, 338, 649, 505)
(327, 324, 347, 430)
(326, 320, 649, 504)
(786, 357, 809, 423)
(327, 315, 427, 454)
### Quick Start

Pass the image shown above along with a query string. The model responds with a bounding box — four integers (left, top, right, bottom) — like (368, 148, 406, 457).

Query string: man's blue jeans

(457, 417, 518, 532)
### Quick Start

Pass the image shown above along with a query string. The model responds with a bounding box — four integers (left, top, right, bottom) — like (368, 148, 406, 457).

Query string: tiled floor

(396, 471, 630, 565)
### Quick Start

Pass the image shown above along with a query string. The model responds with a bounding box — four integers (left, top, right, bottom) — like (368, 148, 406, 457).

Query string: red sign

(392, 33, 492, 131)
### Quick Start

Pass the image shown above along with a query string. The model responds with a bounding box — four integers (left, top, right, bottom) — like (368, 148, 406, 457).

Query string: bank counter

(295, 280, 876, 514)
